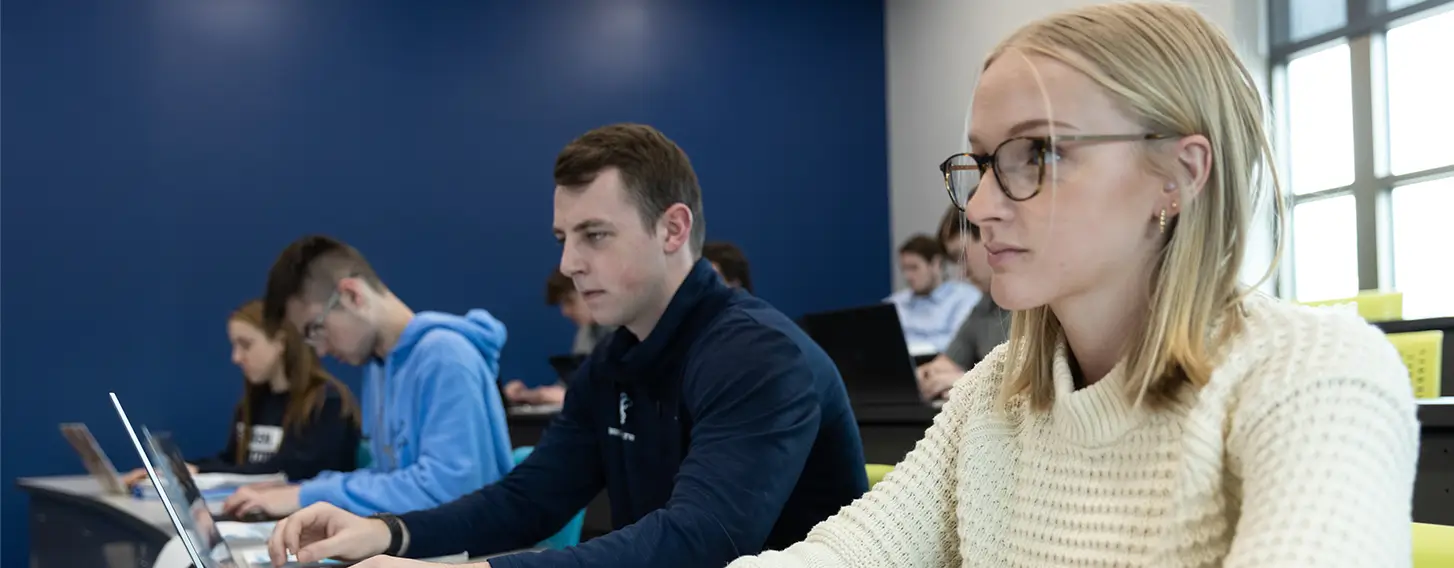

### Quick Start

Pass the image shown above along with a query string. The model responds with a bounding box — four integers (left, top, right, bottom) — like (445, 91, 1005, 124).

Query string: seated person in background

(266, 123, 868, 568)
(121, 299, 362, 486)
(916, 213, 1008, 401)
(550, 268, 616, 356)
(221, 236, 514, 519)
(729, 3, 1418, 566)
(703, 240, 754, 292)
(885, 234, 980, 353)
(504, 270, 615, 406)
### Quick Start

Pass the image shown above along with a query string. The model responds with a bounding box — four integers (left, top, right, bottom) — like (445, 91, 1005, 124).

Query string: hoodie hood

(391, 309, 509, 380)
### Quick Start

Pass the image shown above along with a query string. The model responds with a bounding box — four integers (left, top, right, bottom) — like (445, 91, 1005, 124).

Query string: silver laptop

(59, 422, 126, 495)
(109, 392, 351, 568)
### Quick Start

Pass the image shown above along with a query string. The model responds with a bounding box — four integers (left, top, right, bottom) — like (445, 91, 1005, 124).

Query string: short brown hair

(553, 124, 705, 255)
(263, 235, 385, 333)
(702, 241, 753, 293)
(898, 234, 945, 262)
(545, 270, 576, 306)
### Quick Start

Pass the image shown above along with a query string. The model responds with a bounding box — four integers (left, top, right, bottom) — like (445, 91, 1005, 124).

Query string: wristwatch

(368, 512, 406, 556)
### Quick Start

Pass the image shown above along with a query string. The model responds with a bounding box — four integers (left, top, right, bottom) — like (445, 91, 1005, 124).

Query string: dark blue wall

(0, 0, 889, 562)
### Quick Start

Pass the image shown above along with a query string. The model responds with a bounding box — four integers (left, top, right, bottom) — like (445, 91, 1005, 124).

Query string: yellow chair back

(865, 464, 894, 489)
(1414, 522, 1454, 567)
(1387, 330, 1444, 399)
(1301, 290, 1403, 322)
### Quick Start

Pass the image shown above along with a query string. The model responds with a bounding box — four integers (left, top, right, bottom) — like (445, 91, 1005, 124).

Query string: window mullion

(1349, 34, 1382, 291)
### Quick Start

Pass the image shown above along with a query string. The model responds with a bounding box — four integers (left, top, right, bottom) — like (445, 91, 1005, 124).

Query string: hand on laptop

(267, 502, 389, 566)
(223, 483, 302, 519)
(916, 355, 965, 401)
(121, 463, 197, 487)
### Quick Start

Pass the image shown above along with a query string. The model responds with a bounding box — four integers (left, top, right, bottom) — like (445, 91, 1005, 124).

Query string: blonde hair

(988, 2, 1286, 410)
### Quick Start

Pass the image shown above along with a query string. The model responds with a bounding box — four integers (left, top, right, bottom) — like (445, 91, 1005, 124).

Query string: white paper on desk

(508, 403, 562, 416)
(217, 520, 277, 543)
(194, 472, 287, 490)
(238, 548, 349, 565)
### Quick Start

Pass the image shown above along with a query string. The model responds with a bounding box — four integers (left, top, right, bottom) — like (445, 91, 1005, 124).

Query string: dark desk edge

(15, 477, 170, 543)
(1418, 399, 1454, 428)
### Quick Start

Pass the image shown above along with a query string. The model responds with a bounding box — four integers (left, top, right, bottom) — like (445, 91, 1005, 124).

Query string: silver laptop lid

(59, 423, 125, 495)
(110, 392, 236, 568)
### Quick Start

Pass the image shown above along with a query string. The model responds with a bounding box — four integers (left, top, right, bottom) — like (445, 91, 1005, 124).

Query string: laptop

(800, 303, 937, 408)
(59, 422, 126, 495)
(109, 392, 351, 568)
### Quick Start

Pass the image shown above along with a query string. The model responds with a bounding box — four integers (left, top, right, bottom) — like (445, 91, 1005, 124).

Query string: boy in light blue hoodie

(221, 235, 513, 518)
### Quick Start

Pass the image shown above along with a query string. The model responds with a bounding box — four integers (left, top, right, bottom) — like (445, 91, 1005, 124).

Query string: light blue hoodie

(298, 309, 512, 516)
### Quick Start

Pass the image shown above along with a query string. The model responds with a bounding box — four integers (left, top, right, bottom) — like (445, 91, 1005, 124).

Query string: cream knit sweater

(731, 295, 1420, 567)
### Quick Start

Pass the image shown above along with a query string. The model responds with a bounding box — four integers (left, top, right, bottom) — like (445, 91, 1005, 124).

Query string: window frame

(1270, 0, 1454, 301)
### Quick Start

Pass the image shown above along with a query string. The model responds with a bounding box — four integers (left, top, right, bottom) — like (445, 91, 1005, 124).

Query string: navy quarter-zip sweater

(399, 259, 869, 567)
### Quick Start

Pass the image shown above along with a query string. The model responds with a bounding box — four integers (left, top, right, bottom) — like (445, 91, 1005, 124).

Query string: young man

(885, 234, 980, 354)
(702, 241, 753, 293)
(916, 207, 1009, 401)
(221, 236, 514, 519)
(265, 124, 868, 568)
(502, 270, 614, 405)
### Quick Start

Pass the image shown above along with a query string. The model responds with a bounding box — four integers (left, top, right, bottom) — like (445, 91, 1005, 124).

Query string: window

(1285, 42, 1354, 195)
(1391, 177, 1454, 318)
(1272, 0, 1454, 316)
(1293, 195, 1360, 301)
(1385, 8, 1454, 176)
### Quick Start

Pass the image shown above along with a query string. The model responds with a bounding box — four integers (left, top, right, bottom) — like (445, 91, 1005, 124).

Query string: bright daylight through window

(1274, 0, 1454, 318)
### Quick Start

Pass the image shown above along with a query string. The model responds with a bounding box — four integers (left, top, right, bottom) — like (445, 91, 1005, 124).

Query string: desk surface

(18, 474, 174, 530)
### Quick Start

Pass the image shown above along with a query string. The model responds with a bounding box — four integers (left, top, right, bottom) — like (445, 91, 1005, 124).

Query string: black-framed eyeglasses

(939, 133, 1174, 210)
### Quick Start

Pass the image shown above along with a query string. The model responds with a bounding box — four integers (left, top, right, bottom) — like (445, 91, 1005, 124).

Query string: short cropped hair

(263, 235, 385, 333)
(545, 270, 576, 306)
(898, 234, 946, 263)
(553, 123, 706, 255)
(702, 241, 753, 293)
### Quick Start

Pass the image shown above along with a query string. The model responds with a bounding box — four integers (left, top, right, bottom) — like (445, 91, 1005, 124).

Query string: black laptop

(800, 303, 929, 408)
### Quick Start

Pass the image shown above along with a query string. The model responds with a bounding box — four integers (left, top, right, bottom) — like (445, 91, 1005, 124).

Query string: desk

(852, 403, 939, 465)
(1417, 398, 1454, 525)
(19, 475, 172, 568)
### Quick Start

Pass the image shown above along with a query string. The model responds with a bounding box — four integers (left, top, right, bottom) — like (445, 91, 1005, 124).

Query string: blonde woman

(730, 3, 1419, 567)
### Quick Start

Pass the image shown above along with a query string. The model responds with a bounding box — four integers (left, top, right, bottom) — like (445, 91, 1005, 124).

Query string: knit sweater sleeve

(728, 348, 1009, 568)
(1222, 317, 1420, 567)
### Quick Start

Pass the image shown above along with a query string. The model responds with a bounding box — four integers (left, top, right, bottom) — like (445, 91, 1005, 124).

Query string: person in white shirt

(729, 2, 1419, 566)
(885, 234, 981, 354)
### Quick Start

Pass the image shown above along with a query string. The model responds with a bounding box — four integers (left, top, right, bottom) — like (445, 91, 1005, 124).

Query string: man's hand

(223, 483, 302, 518)
(122, 463, 198, 487)
(267, 502, 390, 567)
(916, 355, 965, 401)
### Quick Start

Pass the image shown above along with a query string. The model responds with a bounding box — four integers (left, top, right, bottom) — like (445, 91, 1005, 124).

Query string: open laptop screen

(146, 430, 235, 568)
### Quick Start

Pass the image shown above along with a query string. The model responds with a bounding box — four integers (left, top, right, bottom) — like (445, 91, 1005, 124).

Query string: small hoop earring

(1159, 209, 1167, 234)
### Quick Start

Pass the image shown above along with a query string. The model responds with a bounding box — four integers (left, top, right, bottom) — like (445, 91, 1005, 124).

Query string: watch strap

(368, 512, 404, 556)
